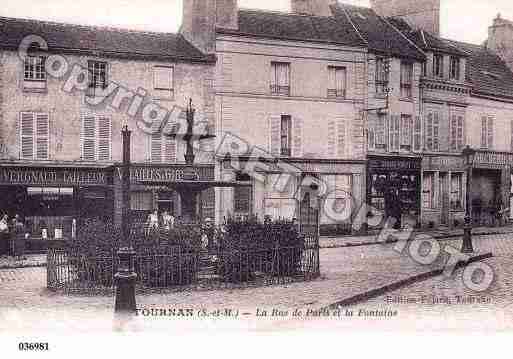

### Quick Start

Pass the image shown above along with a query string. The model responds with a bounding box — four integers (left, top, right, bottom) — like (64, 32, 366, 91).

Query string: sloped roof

(0, 16, 214, 63)
(445, 39, 513, 99)
(216, 8, 367, 48)
(332, 3, 425, 61)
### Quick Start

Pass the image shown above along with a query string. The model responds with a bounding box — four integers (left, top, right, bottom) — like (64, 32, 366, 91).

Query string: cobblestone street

(1, 232, 513, 332)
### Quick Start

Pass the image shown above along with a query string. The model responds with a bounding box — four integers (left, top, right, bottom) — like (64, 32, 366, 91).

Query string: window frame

(449, 56, 460, 80)
(19, 112, 50, 161)
(153, 65, 174, 92)
(375, 57, 389, 97)
(433, 54, 444, 78)
(422, 172, 436, 209)
(280, 115, 292, 157)
(327, 66, 347, 99)
(87, 60, 108, 97)
(400, 61, 413, 99)
(81, 114, 112, 162)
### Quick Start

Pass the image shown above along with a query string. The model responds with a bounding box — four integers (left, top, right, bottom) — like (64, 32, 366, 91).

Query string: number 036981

(18, 343, 49, 351)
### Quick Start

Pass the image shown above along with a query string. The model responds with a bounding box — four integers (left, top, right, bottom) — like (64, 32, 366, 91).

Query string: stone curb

(320, 230, 513, 249)
(323, 252, 494, 310)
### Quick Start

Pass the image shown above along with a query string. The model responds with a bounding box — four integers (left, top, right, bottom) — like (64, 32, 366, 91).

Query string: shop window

(270, 62, 290, 96)
(400, 62, 413, 99)
(433, 54, 444, 78)
(481, 116, 494, 150)
(400, 114, 412, 150)
(375, 58, 389, 97)
(422, 172, 436, 209)
(450, 114, 465, 152)
(425, 112, 440, 151)
(234, 173, 253, 218)
(130, 192, 152, 211)
(87, 60, 108, 97)
(450, 173, 463, 210)
(327, 66, 346, 99)
(150, 133, 177, 163)
(20, 112, 49, 160)
(81, 115, 111, 161)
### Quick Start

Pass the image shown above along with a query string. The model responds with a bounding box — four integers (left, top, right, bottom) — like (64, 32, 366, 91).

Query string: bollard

(114, 247, 137, 314)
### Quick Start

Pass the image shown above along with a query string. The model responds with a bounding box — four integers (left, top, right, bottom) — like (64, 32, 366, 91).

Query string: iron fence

(47, 234, 320, 294)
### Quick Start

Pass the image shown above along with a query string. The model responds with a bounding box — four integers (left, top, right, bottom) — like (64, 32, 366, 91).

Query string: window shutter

(457, 116, 464, 150)
(368, 116, 375, 150)
(292, 117, 303, 157)
(426, 113, 433, 151)
(269, 115, 281, 156)
(450, 115, 457, 151)
(82, 115, 96, 161)
(433, 113, 440, 151)
(376, 115, 385, 145)
(390, 115, 400, 151)
(413, 116, 422, 151)
(401, 115, 412, 147)
(151, 133, 163, 162)
(35, 113, 49, 160)
(97, 117, 111, 161)
(487, 117, 494, 150)
(337, 117, 346, 157)
(164, 137, 177, 163)
(327, 119, 337, 157)
(481, 116, 488, 148)
(20, 112, 34, 159)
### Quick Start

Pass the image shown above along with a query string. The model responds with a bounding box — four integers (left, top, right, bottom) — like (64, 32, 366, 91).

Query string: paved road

(1, 232, 512, 332)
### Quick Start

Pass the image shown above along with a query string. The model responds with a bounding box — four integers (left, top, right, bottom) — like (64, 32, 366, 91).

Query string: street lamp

(462, 145, 476, 253)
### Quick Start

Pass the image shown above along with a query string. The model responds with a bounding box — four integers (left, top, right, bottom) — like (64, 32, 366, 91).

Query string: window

(481, 116, 494, 149)
(450, 114, 465, 152)
(400, 62, 413, 98)
(150, 133, 177, 163)
(450, 56, 460, 80)
(450, 173, 463, 210)
(20, 112, 49, 160)
(389, 115, 400, 151)
(425, 112, 440, 151)
(321, 175, 352, 225)
(368, 114, 386, 150)
(154, 66, 174, 98)
(130, 192, 153, 211)
(433, 54, 444, 78)
(87, 60, 108, 96)
(280, 115, 292, 156)
(23, 55, 47, 91)
(400, 114, 413, 150)
(375, 58, 389, 96)
(81, 115, 112, 161)
(234, 173, 253, 218)
(270, 62, 290, 96)
(413, 116, 422, 151)
(422, 172, 436, 209)
(421, 61, 427, 77)
(327, 66, 346, 98)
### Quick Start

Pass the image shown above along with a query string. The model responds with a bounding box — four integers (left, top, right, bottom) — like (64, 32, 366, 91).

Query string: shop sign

(120, 165, 215, 184)
(368, 157, 421, 171)
(422, 156, 465, 170)
(474, 151, 513, 168)
(0, 167, 108, 186)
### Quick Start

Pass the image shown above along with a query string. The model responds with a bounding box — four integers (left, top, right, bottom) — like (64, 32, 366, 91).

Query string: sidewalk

(0, 254, 46, 269)
(320, 224, 513, 249)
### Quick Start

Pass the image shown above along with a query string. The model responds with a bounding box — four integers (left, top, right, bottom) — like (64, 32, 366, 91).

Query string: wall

(487, 15, 513, 73)
(0, 50, 215, 165)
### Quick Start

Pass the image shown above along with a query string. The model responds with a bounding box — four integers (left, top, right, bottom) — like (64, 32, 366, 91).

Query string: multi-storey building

(0, 17, 216, 238)
(182, 0, 370, 234)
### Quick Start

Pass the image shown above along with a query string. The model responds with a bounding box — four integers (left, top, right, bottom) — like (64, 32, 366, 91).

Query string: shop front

(0, 164, 113, 242)
(112, 164, 216, 227)
(367, 155, 422, 229)
(421, 155, 467, 229)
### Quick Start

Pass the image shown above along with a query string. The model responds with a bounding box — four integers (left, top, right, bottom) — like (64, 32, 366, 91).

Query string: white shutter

(457, 116, 464, 150)
(151, 133, 162, 163)
(20, 112, 34, 159)
(413, 115, 422, 151)
(269, 115, 281, 156)
(82, 115, 96, 161)
(337, 118, 346, 157)
(292, 117, 303, 157)
(433, 113, 440, 151)
(35, 113, 49, 160)
(487, 117, 494, 150)
(481, 116, 487, 148)
(426, 113, 433, 151)
(327, 119, 337, 157)
(450, 115, 457, 151)
(97, 117, 111, 161)
(164, 137, 177, 163)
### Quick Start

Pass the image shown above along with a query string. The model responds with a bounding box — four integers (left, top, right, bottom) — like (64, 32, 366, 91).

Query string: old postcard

(1, 0, 513, 355)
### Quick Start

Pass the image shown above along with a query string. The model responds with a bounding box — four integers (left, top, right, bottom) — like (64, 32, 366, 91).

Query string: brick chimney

(370, 0, 440, 36)
(181, 0, 238, 54)
(291, 0, 336, 17)
(487, 13, 513, 72)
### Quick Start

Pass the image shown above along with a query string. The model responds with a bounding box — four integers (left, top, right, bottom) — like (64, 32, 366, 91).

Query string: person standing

(0, 215, 9, 256)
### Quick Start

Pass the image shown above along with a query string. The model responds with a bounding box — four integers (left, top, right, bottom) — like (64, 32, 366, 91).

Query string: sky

(1, 0, 513, 45)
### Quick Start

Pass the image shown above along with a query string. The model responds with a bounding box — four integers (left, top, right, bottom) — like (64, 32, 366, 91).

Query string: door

(440, 173, 449, 226)
(300, 192, 319, 236)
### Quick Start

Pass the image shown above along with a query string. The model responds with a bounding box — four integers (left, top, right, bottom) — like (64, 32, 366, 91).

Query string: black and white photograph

(0, 0, 513, 356)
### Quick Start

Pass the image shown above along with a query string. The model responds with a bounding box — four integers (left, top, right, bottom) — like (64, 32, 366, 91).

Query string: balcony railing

(270, 85, 290, 96)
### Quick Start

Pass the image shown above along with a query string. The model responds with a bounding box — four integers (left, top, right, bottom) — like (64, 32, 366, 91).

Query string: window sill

(399, 97, 414, 102)
(23, 87, 48, 94)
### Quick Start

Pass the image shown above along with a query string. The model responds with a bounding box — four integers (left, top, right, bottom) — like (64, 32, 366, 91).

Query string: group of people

(146, 210, 175, 231)
(0, 214, 25, 257)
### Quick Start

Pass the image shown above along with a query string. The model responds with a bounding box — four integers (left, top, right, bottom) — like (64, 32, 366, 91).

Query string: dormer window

(450, 56, 460, 80)
(433, 54, 444, 78)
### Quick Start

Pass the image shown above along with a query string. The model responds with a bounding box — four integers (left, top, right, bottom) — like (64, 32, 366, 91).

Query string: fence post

(114, 247, 137, 314)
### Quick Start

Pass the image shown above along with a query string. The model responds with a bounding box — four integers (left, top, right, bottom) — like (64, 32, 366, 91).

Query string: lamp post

(462, 145, 476, 253)
(121, 125, 132, 245)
